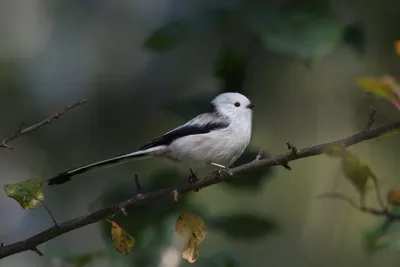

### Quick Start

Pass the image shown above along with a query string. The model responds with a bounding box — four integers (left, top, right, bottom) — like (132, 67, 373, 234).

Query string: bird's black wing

(139, 113, 229, 150)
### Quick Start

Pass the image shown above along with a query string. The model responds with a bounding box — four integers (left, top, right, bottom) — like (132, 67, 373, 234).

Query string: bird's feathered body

(47, 92, 254, 185)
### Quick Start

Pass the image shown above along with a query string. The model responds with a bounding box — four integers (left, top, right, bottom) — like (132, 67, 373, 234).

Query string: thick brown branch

(0, 99, 88, 149)
(0, 120, 399, 259)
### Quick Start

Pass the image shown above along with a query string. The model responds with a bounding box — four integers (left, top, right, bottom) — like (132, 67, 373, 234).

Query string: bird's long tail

(47, 146, 163, 186)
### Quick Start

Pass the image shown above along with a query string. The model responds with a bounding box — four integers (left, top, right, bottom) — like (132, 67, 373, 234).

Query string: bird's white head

(211, 92, 255, 120)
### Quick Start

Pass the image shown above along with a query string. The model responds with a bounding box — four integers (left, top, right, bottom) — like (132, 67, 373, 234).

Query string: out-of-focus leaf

(362, 206, 400, 254)
(175, 212, 207, 263)
(222, 149, 273, 191)
(214, 44, 247, 92)
(323, 145, 377, 195)
(4, 178, 44, 209)
(106, 219, 136, 255)
(244, 4, 344, 62)
(144, 8, 234, 52)
(363, 221, 390, 254)
(356, 75, 400, 110)
(64, 251, 105, 267)
(208, 213, 279, 240)
(199, 251, 239, 267)
(342, 21, 366, 54)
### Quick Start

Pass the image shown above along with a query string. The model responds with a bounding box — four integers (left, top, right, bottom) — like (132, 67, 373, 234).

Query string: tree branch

(0, 99, 88, 149)
(0, 120, 399, 259)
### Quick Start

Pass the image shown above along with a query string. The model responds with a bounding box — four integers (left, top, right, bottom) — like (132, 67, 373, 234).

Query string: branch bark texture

(0, 120, 399, 259)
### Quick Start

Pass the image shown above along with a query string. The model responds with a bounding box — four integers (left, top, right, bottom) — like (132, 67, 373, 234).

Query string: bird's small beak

(246, 103, 256, 109)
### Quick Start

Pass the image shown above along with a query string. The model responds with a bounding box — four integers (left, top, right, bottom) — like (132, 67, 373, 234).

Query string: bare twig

(1, 120, 400, 259)
(34, 197, 59, 228)
(134, 174, 141, 195)
(364, 107, 377, 131)
(30, 247, 43, 256)
(255, 149, 264, 161)
(0, 99, 87, 149)
(286, 142, 298, 156)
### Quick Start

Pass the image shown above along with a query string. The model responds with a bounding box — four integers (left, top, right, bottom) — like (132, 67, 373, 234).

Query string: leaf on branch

(323, 145, 373, 193)
(175, 212, 207, 263)
(323, 145, 385, 208)
(208, 213, 279, 240)
(4, 178, 44, 209)
(105, 219, 136, 255)
(356, 75, 400, 110)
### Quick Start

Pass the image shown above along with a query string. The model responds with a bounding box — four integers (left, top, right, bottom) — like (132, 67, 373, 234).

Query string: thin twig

(41, 202, 59, 227)
(30, 195, 59, 227)
(30, 247, 43, 256)
(1, 120, 400, 259)
(0, 99, 87, 149)
(286, 142, 298, 156)
(364, 107, 377, 131)
(134, 174, 141, 195)
(255, 149, 264, 161)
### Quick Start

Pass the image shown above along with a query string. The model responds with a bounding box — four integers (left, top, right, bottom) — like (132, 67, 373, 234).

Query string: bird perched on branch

(47, 92, 256, 186)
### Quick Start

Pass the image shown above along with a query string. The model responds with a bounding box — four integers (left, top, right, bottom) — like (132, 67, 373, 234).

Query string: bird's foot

(208, 162, 233, 177)
(188, 169, 200, 192)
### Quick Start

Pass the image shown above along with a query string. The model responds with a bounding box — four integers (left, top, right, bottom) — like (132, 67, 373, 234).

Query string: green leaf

(64, 251, 105, 267)
(199, 251, 239, 267)
(342, 21, 365, 54)
(208, 213, 279, 240)
(244, 5, 344, 62)
(222, 149, 273, 191)
(4, 178, 44, 209)
(362, 207, 400, 254)
(144, 8, 234, 52)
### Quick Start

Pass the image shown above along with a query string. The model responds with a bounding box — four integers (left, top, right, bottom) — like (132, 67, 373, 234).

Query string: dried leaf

(175, 212, 207, 263)
(4, 178, 44, 209)
(356, 76, 400, 110)
(105, 219, 135, 255)
(387, 188, 400, 206)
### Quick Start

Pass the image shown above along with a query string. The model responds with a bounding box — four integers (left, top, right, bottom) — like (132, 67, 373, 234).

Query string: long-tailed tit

(47, 92, 255, 186)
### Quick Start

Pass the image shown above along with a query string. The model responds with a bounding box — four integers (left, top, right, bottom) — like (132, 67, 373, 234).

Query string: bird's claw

(218, 168, 233, 177)
(188, 169, 200, 192)
(208, 162, 233, 177)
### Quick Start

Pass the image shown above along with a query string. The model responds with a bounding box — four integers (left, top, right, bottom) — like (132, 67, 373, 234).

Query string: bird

(47, 92, 255, 186)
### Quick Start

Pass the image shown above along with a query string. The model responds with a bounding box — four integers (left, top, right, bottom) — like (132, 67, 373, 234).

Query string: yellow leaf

(4, 178, 44, 209)
(356, 76, 400, 110)
(324, 146, 385, 208)
(175, 212, 207, 263)
(387, 188, 400, 206)
(105, 219, 135, 255)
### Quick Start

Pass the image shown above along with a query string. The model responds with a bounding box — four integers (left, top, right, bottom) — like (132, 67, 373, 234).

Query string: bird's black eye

(234, 101, 241, 107)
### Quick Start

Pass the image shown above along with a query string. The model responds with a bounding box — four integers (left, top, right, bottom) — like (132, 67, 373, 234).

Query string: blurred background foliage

(0, 0, 400, 266)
